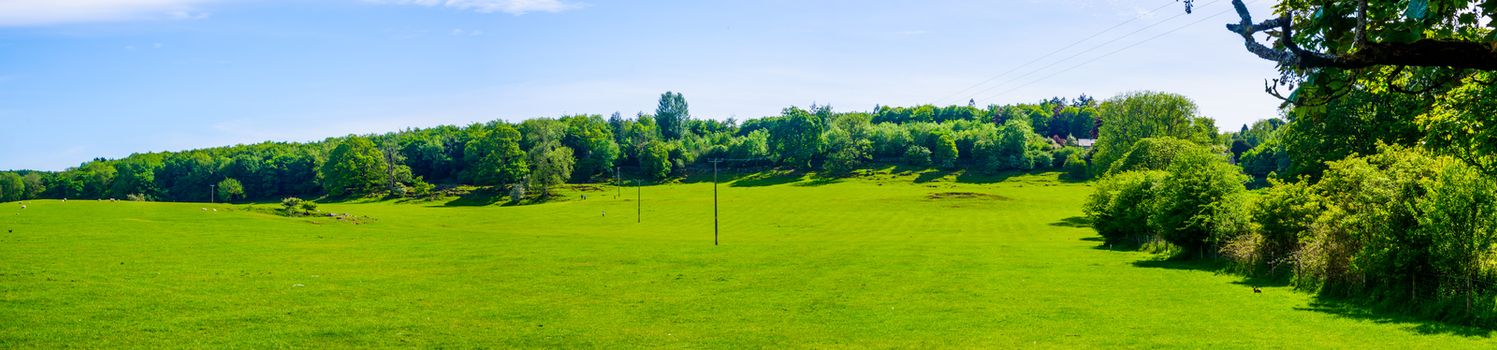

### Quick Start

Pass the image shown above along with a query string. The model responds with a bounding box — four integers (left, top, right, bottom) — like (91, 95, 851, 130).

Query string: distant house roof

(1077, 139, 1096, 148)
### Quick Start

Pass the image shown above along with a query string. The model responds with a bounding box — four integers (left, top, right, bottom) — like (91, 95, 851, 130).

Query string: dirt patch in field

(569, 184, 607, 192)
(926, 192, 1012, 201)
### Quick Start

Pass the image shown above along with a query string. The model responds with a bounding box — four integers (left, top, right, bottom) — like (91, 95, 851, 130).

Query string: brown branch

(1353, 0, 1368, 52)
(1222, 0, 1497, 70)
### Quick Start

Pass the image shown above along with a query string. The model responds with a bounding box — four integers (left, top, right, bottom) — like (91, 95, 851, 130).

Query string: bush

(1150, 151, 1247, 256)
(281, 197, 304, 216)
(931, 133, 959, 169)
(298, 201, 318, 215)
(1062, 153, 1089, 180)
(1084, 170, 1167, 245)
(903, 145, 931, 167)
(1248, 177, 1320, 273)
(1105, 137, 1208, 176)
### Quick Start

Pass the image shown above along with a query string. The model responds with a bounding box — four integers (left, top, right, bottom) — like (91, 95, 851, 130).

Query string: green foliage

(320, 138, 388, 197)
(1277, 68, 1428, 179)
(463, 124, 529, 187)
(640, 140, 672, 181)
(0, 172, 23, 202)
(21, 173, 45, 200)
(823, 128, 871, 176)
(280, 197, 305, 216)
(727, 130, 770, 163)
(528, 142, 576, 197)
(1092, 91, 1211, 174)
(1084, 170, 1166, 245)
(560, 114, 621, 181)
(902, 145, 931, 167)
(1419, 71, 1497, 174)
(930, 133, 959, 170)
(768, 107, 824, 169)
(216, 178, 245, 203)
(655, 91, 690, 140)
(1105, 137, 1209, 176)
(1149, 152, 1247, 256)
(1063, 153, 1089, 180)
(1248, 178, 1320, 272)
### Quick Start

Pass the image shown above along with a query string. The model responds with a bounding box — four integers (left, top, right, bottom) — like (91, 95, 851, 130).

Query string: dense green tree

(528, 142, 575, 198)
(823, 128, 870, 175)
(656, 91, 690, 140)
(561, 115, 621, 181)
(319, 137, 388, 197)
(109, 156, 162, 200)
(0, 172, 23, 202)
(768, 107, 824, 169)
(21, 173, 45, 199)
(727, 130, 770, 163)
(1105, 137, 1210, 176)
(1249, 177, 1320, 272)
(931, 133, 959, 170)
(1150, 152, 1248, 256)
(217, 178, 245, 202)
(1085, 170, 1167, 245)
(463, 125, 529, 187)
(640, 140, 672, 180)
(1092, 91, 1210, 173)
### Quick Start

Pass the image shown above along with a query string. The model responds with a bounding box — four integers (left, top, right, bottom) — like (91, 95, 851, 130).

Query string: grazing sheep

(1252, 287, 1262, 294)
(19, 205, 25, 209)
(201, 208, 208, 211)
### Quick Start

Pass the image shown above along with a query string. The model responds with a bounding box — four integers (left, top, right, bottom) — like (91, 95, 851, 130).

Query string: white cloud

(449, 28, 483, 36)
(0, 0, 212, 27)
(371, 0, 581, 15)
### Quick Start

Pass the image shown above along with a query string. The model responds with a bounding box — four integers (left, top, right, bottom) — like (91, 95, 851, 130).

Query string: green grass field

(2, 170, 1493, 348)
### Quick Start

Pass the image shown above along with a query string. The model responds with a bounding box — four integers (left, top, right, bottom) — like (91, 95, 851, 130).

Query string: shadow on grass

(1125, 253, 1496, 337)
(1051, 216, 1092, 228)
(729, 170, 805, 187)
(914, 169, 957, 183)
(441, 187, 506, 207)
(1295, 299, 1494, 337)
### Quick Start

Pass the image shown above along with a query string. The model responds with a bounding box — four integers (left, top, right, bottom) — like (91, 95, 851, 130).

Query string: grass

(1, 170, 1494, 348)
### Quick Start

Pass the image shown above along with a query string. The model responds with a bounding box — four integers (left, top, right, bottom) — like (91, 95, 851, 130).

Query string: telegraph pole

(615, 166, 621, 199)
(209, 184, 216, 203)
(709, 159, 723, 246)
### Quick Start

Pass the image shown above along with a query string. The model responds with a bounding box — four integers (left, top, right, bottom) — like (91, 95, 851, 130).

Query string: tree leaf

(1405, 0, 1429, 20)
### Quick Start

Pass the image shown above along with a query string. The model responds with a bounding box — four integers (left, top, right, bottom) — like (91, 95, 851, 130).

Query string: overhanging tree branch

(1224, 0, 1497, 70)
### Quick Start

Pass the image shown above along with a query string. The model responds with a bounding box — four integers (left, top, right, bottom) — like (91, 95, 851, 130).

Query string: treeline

(0, 92, 1103, 203)
(1088, 71, 1497, 325)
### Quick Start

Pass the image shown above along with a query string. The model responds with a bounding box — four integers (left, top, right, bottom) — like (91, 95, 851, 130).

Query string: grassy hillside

(1, 170, 1492, 348)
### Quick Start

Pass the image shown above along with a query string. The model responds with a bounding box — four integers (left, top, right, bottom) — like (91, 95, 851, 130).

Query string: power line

(977, 0, 1247, 103)
(955, 0, 1226, 106)
(932, 0, 1181, 105)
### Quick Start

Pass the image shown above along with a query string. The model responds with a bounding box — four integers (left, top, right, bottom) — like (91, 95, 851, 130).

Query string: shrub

(903, 145, 932, 167)
(298, 201, 318, 215)
(281, 197, 304, 216)
(1248, 177, 1320, 273)
(1150, 151, 1247, 256)
(1084, 170, 1167, 245)
(1105, 137, 1208, 176)
(931, 133, 959, 169)
(1063, 153, 1089, 180)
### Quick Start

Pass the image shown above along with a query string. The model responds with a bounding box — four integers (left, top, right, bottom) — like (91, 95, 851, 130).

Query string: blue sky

(0, 0, 1280, 171)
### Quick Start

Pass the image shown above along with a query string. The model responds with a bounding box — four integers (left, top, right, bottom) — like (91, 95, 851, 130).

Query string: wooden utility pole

(709, 159, 723, 246)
